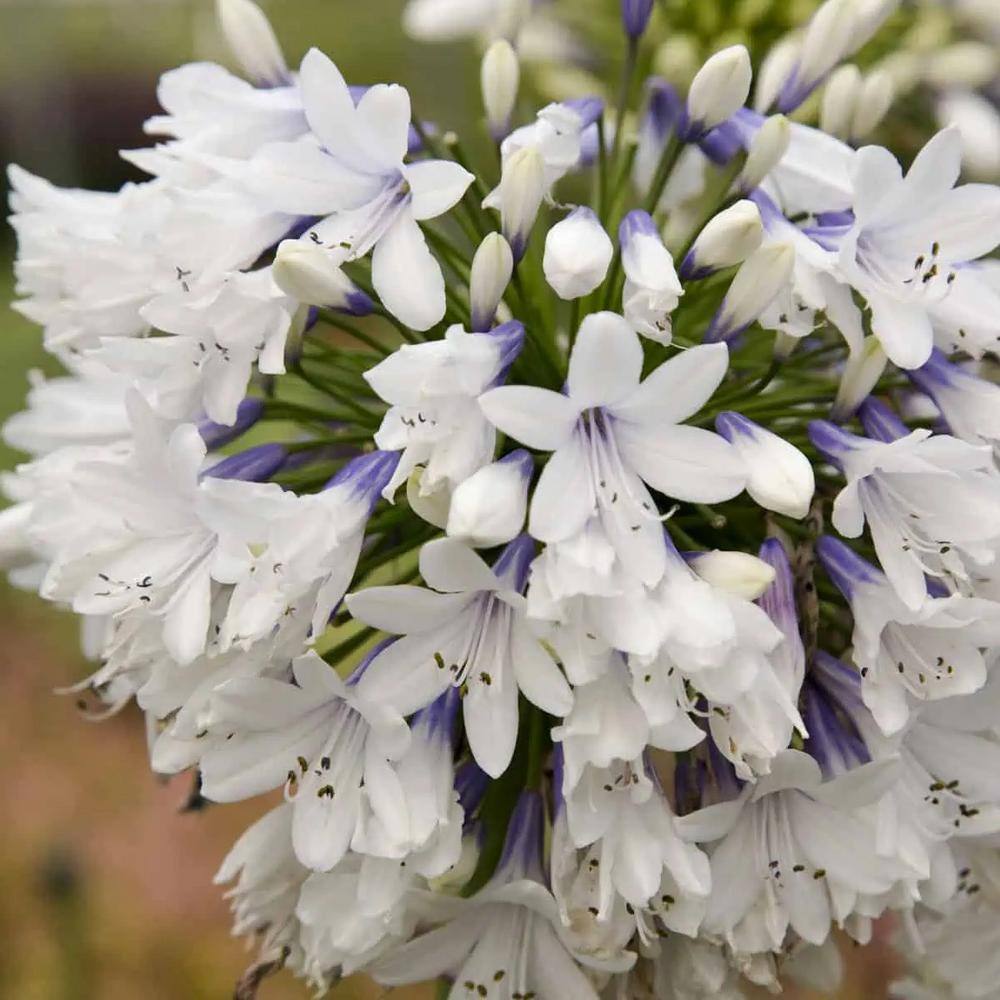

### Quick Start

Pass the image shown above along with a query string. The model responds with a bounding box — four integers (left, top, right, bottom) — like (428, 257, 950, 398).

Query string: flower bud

(272, 241, 373, 314)
(705, 243, 794, 343)
(778, 0, 858, 112)
(850, 69, 893, 141)
(198, 397, 265, 450)
(715, 411, 815, 519)
(621, 0, 654, 40)
(470, 233, 514, 332)
(216, 0, 289, 87)
(543, 207, 613, 300)
(739, 114, 790, 192)
(754, 36, 799, 113)
(447, 450, 533, 548)
(201, 442, 288, 483)
(820, 65, 863, 140)
(688, 550, 777, 600)
(495, 146, 546, 263)
(680, 200, 763, 280)
(831, 335, 888, 421)
(481, 40, 520, 139)
(686, 45, 753, 136)
(937, 91, 1000, 179)
(620, 209, 682, 342)
(925, 42, 999, 91)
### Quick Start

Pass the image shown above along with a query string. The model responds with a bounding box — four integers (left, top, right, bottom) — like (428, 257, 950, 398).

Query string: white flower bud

(754, 36, 799, 113)
(470, 233, 514, 332)
(216, 0, 288, 87)
(796, 0, 859, 102)
(543, 207, 614, 300)
(820, 64, 863, 140)
(716, 411, 815, 519)
(689, 550, 778, 600)
(850, 69, 894, 141)
(272, 241, 372, 313)
(925, 42, 999, 91)
(739, 115, 791, 192)
(687, 45, 753, 133)
(494, 146, 546, 263)
(481, 40, 520, 139)
(681, 200, 763, 279)
(937, 91, 1000, 179)
(831, 335, 888, 421)
(446, 450, 532, 548)
(706, 243, 794, 343)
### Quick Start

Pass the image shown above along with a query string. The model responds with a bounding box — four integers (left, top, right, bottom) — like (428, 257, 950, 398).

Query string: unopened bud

(689, 550, 778, 600)
(216, 0, 289, 87)
(272, 241, 372, 314)
(447, 450, 533, 548)
(687, 45, 753, 136)
(543, 207, 613, 300)
(481, 40, 520, 139)
(406, 466, 451, 530)
(925, 42, 999, 91)
(739, 115, 790, 193)
(778, 0, 859, 112)
(715, 411, 815, 519)
(621, 0, 654, 41)
(754, 36, 799, 113)
(705, 243, 794, 343)
(831, 335, 888, 421)
(681, 200, 763, 280)
(202, 443, 288, 483)
(494, 146, 546, 263)
(850, 69, 893, 140)
(820, 64, 863, 140)
(470, 233, 514, 332)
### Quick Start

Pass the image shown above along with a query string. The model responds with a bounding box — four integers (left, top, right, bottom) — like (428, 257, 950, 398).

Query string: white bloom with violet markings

(348, 536, 573, 777)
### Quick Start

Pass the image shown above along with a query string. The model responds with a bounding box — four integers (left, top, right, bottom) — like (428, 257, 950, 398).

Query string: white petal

(568, 312, 643, 408)
(419, 537, 500, 593)
(354, 83, 412, 172)
(346, 585, 473, 633)
(612, 343, 729, 426)
(479, 385, 581, 451)
(511, 621, 573, 716)
(616, 423, 746, 503)
(406, 159, 475, 221)
(372, 210, 446, 331)
(528, 432, 596, 543)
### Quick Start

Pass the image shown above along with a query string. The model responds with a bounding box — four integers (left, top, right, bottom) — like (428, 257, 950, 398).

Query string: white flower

(543, 207, 613, 300)
(199, 651, 411, 871)
(38, 393, 287, 664)
(716, 411, 815, 519)
(215, 450, 398, 652)
(365, 321, 524, 499)
(371, 790, 609, 999)
(480, 313, 745, 556)
(677, 749, 904, 952)
(619, 210, 683, 344)
(215, 803, 308, 957)
(810, 407, 1000, 609)
(556, 747, 712, 930)
(348, 536, 573, 777)
(817, 535, 1000, 735)
(238, 48, 473, 329)
(839, 128, 1000, 369)
(403, 0, 529, 43)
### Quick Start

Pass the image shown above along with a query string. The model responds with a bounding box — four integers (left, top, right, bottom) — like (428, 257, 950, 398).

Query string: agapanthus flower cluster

(5, 0, 1000, 996)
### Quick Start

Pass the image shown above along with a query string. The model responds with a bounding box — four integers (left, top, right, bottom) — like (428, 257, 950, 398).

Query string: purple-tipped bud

(455, 759, 491, 819)
(197, 397, 265, 450)
(858, 398, 909, 443)
(642, 78, 684, 144)
(757, 538, 798, 633)
(448, 450, 533, 548)
(621, 0, 654, 40)
(802, 678, 870, 779)
(201, 442, 287, 482)
(816, 535, 883, 600)
(327, 449, 400, 511)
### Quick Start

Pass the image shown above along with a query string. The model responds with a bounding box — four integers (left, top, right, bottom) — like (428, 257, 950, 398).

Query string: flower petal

(567, 311, 643, 408)
(372, 210, 446, 331)
(479, 385, 581, 451)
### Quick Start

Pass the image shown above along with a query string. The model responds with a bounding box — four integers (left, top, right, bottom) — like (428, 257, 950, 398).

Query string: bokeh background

(0, 0, 978, 996)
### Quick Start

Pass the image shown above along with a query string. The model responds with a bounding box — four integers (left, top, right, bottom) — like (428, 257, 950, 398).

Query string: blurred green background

(0, 1, 907, 996)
